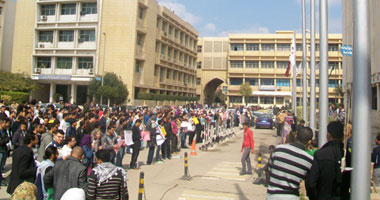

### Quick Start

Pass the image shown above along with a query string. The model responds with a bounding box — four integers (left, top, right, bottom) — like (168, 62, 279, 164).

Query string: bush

(137, 93, 153, 100)
(153, 94, 165, 101)
(0, 91, 29, 103)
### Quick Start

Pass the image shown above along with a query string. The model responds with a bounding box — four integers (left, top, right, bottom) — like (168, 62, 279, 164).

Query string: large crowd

(0, 100, 254, 200)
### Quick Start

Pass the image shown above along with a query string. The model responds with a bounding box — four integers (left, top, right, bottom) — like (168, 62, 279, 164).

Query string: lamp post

(100, 32, 106, 105)
(310, 0, 316, 131)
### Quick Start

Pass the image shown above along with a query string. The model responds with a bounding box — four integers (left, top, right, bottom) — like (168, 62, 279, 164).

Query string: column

(71, 84, 76, 104)
(377, 83, 380, 110)
(49, 83, 55, 103)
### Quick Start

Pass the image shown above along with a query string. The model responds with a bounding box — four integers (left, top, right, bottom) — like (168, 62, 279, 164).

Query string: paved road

(0, 127, 279, 200)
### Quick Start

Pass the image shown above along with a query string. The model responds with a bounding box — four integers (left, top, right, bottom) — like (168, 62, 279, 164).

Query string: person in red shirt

(241, 122, 254, 175)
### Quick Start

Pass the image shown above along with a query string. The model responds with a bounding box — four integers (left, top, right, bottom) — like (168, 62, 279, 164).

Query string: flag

(286, 33, 296, 77)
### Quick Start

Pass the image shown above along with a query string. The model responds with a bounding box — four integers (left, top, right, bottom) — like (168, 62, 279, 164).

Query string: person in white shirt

(61, 135, 76, 160)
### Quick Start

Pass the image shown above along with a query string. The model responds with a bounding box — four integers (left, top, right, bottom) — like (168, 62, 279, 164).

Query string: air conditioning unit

(40, 15, 47, 21)
(39, 44, 45, 48)
(34, 68, 41, 74)
(89, 68, 94, 75)
(80, 11, 87, 16)
(78, 38, 84, 43)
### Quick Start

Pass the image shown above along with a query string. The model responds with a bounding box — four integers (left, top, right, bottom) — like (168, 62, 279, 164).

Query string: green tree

(88, 72, 128, 105)
(214, 89, 226, 104)
(239, 82, 252, 106)
(0, 72, 37, 92)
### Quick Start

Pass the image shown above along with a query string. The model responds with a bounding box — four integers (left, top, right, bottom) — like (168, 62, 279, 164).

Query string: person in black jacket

(146, 116, 157, 165)
(99, 111, 108, 134)
(306, 121, 348, 200)
(130, 119, 142, 169)
(7, 133, 37, 194)
(0, 120, 9, 186)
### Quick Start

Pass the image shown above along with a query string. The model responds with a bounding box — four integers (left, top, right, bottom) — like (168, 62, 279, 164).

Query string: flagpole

(351, 0, 371, 198)
(318, 0, 328, 147)
(302, 0, 308, 124)
(292, 32, 297, 116)
(310, 0, 316, 131)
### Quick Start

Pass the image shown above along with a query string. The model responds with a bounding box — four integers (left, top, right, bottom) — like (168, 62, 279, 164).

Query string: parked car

(256, 113, 274, 129)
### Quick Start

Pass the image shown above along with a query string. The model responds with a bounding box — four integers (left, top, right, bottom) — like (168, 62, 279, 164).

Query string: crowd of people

(0, 100, 249, 199)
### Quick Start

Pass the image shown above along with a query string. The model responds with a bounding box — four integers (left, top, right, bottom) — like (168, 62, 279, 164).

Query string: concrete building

(0, 0, 16, 72)
(11, 0, 197, 105)
(197, 31, 343, 108)
(342, 0, 380, 129)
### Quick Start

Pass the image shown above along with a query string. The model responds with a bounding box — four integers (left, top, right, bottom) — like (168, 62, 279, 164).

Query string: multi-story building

(0, 0, 16, 72)
(343, 0, 380, 129)
(197, 31, 343, 108)
(11, 0, 197, 105)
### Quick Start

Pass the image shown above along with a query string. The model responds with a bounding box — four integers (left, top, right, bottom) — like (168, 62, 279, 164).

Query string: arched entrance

(203, 77, 224, 105)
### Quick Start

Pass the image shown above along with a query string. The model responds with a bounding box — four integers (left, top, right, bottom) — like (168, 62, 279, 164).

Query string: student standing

(240, 122, 254, 175)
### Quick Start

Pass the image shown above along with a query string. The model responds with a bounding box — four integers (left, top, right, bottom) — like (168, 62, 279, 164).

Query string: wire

(159, 184, 179, 200)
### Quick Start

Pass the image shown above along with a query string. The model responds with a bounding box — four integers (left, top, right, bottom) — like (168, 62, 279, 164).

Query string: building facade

(11, 0, 197, 105)
(0, 0, 16, 72)
(197, 31, 343, 108)
(342, 0, 380, 129)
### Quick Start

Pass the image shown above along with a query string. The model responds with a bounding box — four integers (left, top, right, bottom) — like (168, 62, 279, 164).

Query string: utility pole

(351, 0, 371, 199)
(318, 0, 328, 147)
(292, 32, 297, 116)
(100, 32, 106, 105)
(302, 0, 308, 123)
(310, 0, 316, 131)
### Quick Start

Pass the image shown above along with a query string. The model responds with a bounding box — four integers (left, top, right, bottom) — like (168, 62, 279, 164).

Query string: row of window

(36, 57, 93, 69)
(158, 18, 197, 51)
(229, 78, 341, 88)
(154, 66, 196, 85)
(229, 61, 341, 69)
(158, 43, 196, 67)
(38, 30, 95, 43)
(229, 96, 285, 104)
(230, 43, 339, 52)
(40, 3, 97, 16)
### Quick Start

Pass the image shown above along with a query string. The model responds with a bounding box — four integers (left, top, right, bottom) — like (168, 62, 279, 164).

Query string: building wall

(343, 0, 380, 130)
(197, 31, 343, 108)
(0, 0, 16, 72)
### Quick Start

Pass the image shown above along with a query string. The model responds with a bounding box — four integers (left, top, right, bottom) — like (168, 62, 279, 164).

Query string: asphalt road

(0, 126, 279, 200)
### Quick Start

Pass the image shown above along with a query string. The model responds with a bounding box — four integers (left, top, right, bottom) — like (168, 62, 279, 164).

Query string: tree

(239, 82, 252, 106)
(214, 89, 226, 104)
(88, 72, 128, 105)
(0, 71, 37, 92)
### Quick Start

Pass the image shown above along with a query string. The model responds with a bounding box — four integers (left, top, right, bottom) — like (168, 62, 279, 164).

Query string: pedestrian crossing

(202, 161, 252, 182)
(178, 189, 239, 200)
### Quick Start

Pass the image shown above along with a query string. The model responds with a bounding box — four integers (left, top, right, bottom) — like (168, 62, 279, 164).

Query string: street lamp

(100, 32, 106, 105)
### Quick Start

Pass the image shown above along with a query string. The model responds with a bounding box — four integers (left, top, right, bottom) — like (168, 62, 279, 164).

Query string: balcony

(58, 41, 75, 49)
(79, 13, 98, 22)
(78, 40, 96, 49)
(136, 19, 146, 33)
(59, 14, 76, 22)
(37, 41, 54, 49)
(32, 67, 94, 76)
(39, 15, 55, 23)
(135, 45, 145, 59)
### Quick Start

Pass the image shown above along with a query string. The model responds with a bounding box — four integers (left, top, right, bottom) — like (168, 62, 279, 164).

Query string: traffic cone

(190, 139, 197, 156)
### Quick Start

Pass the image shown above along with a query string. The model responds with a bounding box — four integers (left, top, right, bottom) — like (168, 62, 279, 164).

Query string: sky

(157, 0, 342, 37)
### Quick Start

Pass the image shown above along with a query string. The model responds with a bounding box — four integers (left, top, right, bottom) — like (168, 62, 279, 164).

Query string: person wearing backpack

(306, 121, 348, 200)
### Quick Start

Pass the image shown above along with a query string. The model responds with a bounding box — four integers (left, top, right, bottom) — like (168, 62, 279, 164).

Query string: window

(82, 3, 97, 14)
(329, 62, 339, 70)
(277, 61, 288, 69)
(247, 97, 258, 104)
(173, 71, 176, 80)
(261, 61, 274, 68)
(231, 44, 244, 51)
(173, 50, 177, 60)
(136, 34, 144, 45)
(197, 45, 202, 53)
(328, 80, 339, 88)
(246, 44, 259, 51)
(56, 57, 73, 69)
(328, 44, 339, 51)
(61, 4, 76, 15)
(0, 7, 2, 15)
(277, 44, 290, 51)
(59, 30, 74, 42)
(78, 57, 93, 69)
(162, 21, 167, 33)
(276, 79, 290, 87)
(168, 25, 172, 37)
(41, 5, 55, 16)
(178, 72, 181, 81)
(261, 97, 274, 104)
(261, 79, 274, 86)
(197, 62, 202, 69)
(296, 44, 302, 51)
(138, 7, 144, 19)
(230, 61, 243, 68)
(167, 69, 170, 79)
(297, 79, 302, 87)
(246, 61, 259, 68)
(196, 78, 201, 85)
(246, 78, 258, 86)
(39, 31, 53, 42)
(80, 30, 95, 42)
(160, 68, 164, 81)
(174, 29, 178, 39)
(261, 44, 274, 51)
(230, 96, 242, 103)
(372, 87, 378, 110)
(230, 78, 243, 85)
(37, 57, 51, 68)
(154, 67, 158, 76)
(276, 97, 284, 104)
